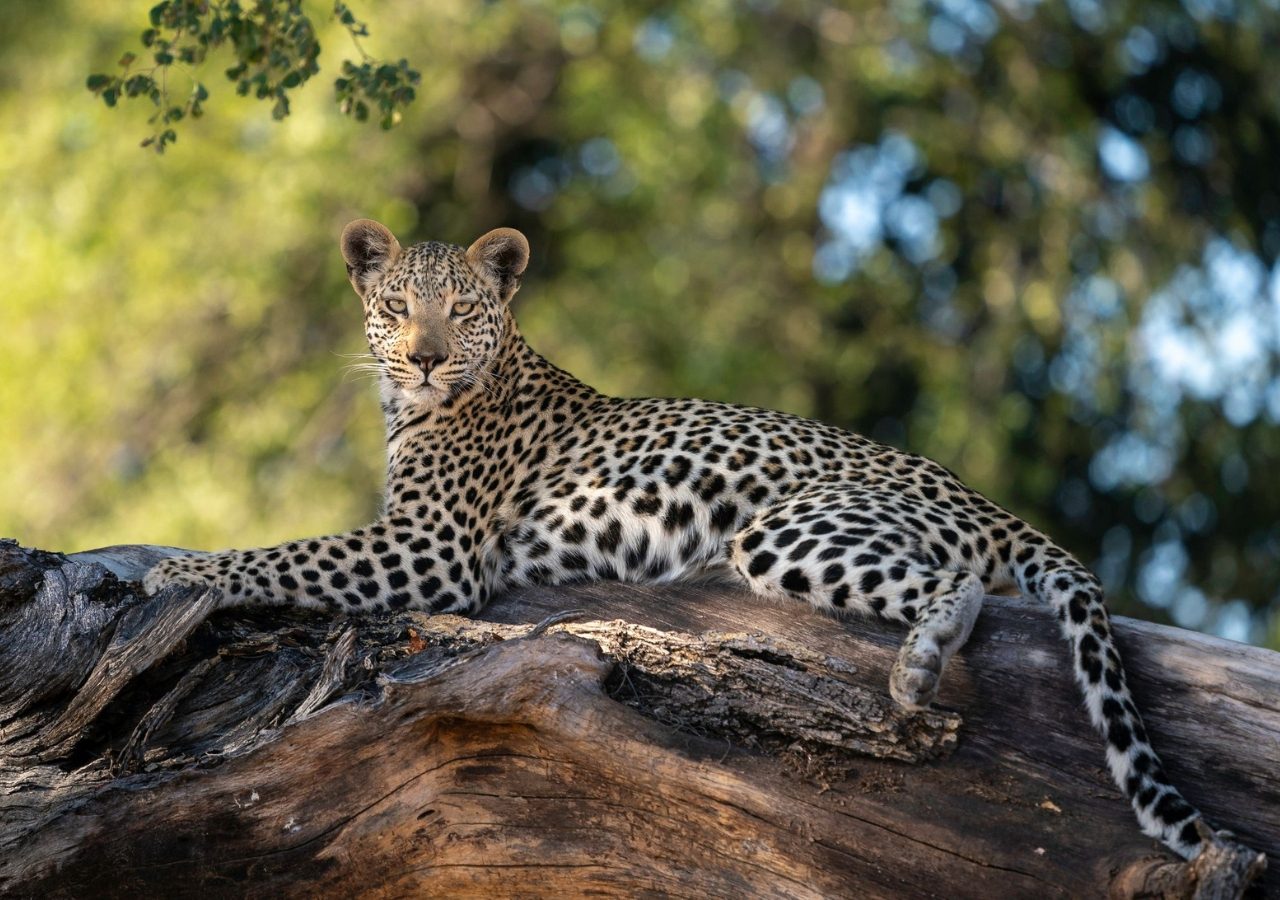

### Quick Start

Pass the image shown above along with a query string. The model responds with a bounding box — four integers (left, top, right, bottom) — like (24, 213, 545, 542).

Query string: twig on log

(289, 626, 359, 723)
(1110, 821, 1268, 900)
(114, 655, 220, 776)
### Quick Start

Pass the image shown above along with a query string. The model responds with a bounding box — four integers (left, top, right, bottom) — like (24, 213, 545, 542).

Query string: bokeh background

(2, 0, 1278, 647)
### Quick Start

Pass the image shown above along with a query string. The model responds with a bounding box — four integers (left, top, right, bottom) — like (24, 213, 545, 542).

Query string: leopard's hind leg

(728, 485, 984, 708)
(887, 568, 983, 708)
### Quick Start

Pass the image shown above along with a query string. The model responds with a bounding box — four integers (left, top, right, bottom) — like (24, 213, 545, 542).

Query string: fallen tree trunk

(0, 539, 1272, 898)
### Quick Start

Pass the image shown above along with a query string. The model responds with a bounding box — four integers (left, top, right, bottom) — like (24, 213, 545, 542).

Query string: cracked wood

(0, 540, 1274, 898)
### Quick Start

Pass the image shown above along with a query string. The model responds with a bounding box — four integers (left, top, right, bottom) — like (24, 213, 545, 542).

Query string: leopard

(145, 217, 1227, 860)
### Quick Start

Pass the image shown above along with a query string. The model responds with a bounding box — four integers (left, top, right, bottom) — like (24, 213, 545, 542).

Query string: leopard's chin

(399, 381, 449, 408)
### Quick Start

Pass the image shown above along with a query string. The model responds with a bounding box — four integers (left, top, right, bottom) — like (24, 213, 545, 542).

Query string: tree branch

(0, 539, 1271, 898)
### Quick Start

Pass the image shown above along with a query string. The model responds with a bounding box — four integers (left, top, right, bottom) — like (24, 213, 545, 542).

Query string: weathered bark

(0, 538, 1273, 898)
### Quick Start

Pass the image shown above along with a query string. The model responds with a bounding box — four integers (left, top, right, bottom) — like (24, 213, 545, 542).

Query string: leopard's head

(340, 219, 529, 409)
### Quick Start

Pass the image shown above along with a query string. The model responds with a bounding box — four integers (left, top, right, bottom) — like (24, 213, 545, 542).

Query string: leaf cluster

(85, 0, 421, 151)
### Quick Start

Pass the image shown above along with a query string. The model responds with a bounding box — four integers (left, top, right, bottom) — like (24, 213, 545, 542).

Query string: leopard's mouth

(391, 366, 477, 408)
(395, 377, 449, 406)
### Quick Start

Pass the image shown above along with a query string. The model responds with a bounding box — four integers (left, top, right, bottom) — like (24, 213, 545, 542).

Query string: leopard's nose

(408, 351, 448, 375)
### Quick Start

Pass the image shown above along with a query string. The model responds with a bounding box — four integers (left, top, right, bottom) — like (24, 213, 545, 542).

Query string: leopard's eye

(451, 300, 476, 318)
(385, 296, 407, 315)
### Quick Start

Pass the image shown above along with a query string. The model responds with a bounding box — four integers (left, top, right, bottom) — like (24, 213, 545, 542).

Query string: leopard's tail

(1007, 529, 1206, 859)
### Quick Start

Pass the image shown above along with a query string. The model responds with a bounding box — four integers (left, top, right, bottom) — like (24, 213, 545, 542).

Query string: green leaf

(86, 74, 112, 92)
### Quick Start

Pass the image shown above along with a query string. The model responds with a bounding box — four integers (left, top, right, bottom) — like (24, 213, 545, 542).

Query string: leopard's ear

(466, 228, 530, 303)
(341, 219, 402, 298)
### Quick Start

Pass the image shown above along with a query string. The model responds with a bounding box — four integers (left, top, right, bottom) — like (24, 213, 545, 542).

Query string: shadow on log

(0, 539, 1273, 898)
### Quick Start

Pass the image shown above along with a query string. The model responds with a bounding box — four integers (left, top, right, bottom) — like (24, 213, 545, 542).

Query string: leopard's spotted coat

(147, 219, 1216, 858)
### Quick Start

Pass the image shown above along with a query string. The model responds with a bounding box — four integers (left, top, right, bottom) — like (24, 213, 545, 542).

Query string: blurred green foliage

(1, 0, 1278, 647)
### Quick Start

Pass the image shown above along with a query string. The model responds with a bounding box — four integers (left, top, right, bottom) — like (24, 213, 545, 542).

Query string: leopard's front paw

(142, 557, 209, 596)
(889, 645, 942, 710)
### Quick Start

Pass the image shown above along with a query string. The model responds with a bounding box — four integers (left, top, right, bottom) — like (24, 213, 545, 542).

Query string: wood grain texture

(0, 540, 1273, 898)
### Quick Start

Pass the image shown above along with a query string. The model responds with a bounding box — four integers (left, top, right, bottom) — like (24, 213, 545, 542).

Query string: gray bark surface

(0, 539, 1272, 898)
